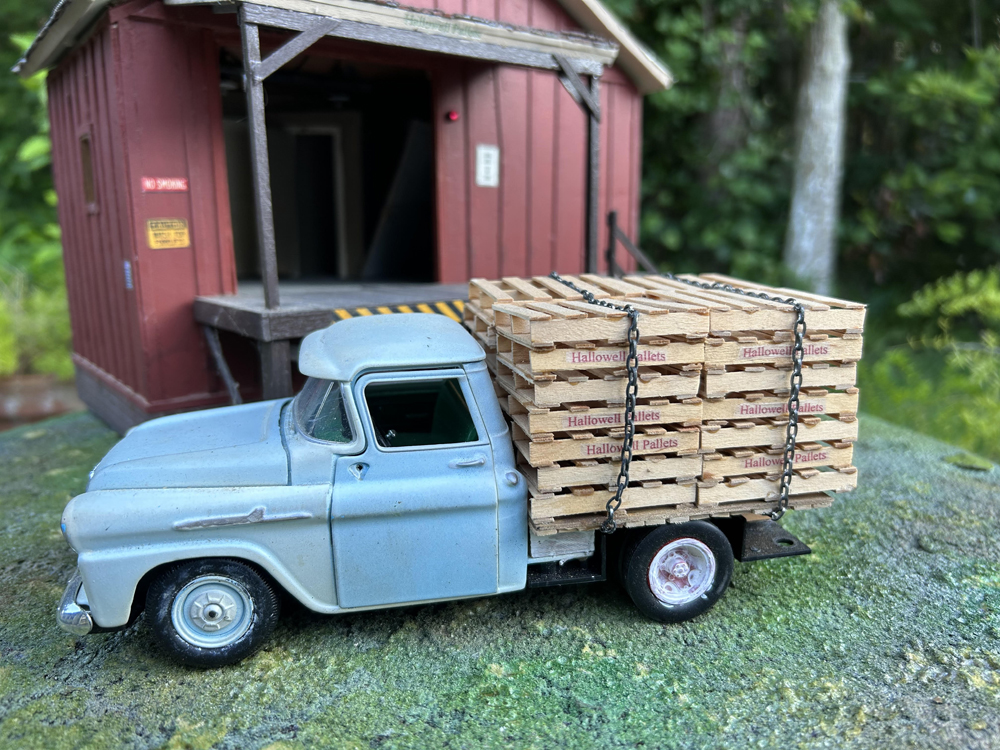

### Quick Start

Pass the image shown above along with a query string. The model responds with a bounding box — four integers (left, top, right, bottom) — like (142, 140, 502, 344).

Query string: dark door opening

(220, 52, 435, 283)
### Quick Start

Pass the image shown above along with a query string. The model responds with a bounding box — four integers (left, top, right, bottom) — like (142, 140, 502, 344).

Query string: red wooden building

(17, 0, 671, 432)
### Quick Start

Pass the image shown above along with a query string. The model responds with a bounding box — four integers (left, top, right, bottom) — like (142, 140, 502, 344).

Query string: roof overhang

(229, 0, 616, 75)
(15, 0, 670, 92)
(557, 0, 672, 93)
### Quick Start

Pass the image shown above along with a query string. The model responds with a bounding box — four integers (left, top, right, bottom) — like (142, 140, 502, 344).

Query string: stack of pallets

(464, 273, 865, 535)
(629, 274, 862, 512)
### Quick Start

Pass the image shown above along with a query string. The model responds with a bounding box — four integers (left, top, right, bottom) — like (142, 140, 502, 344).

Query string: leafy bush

(861, 268, 1000, 462)
(0, 31, 72, 380)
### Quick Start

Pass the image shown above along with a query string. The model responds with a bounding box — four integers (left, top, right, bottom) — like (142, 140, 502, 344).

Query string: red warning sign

(140, 176, 189, 192)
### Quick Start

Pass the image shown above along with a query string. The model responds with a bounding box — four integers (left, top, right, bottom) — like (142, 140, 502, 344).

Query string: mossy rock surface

(1, 412, 999, 749)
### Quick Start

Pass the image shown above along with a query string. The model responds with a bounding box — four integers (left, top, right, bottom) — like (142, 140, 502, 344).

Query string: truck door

(331, 369, 499, 608)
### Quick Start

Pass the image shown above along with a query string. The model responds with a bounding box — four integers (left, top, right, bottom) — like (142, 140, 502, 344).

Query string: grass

(1, 411, 999, 748)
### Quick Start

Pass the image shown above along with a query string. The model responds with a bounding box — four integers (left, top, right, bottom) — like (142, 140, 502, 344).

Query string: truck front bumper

(57, 570, 93, 636)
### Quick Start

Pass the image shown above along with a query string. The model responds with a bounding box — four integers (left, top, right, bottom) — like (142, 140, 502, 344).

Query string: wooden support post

(259, 340, 293, 399)
(586, 74, 601, 274)
(555, 56, 602, 275)
(239, 7, 281, 310)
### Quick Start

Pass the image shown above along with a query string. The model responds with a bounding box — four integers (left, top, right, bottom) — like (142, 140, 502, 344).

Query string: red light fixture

(446, 110, 460, 122)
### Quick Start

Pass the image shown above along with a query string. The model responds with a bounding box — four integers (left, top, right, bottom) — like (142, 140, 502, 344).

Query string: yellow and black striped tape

(334, 300, 465, 322)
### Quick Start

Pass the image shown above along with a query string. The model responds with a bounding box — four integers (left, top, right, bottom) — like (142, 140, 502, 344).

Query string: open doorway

(220, 52, 436, 283)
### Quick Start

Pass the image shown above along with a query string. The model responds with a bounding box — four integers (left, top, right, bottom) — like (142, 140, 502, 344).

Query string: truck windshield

(293, 378, 354, 443)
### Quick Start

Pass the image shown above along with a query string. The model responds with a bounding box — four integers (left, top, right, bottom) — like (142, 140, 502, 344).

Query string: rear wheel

(621, 521, 733, 623)
(146, 559, 280, 667)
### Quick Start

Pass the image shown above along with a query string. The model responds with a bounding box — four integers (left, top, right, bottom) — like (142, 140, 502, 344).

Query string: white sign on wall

(475, 144, 500, 187)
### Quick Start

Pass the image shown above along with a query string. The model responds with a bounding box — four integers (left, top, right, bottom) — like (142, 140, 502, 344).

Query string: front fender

(64, 485, 337, 627)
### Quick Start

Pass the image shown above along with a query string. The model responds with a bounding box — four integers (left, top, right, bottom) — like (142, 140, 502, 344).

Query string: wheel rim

(171, 575, 254, 649)
(647, 538, 717, 607)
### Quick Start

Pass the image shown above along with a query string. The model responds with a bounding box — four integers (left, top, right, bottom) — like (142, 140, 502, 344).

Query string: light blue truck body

(59, 315, 530, 631)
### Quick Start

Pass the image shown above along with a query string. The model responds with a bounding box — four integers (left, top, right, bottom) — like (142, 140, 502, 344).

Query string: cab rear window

(365, 379, 479, 448)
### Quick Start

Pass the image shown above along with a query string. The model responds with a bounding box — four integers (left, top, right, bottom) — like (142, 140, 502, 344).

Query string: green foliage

(1, 20, 73, 380)
(606, 0, 823, 283)
(862, 268, 1000, 462)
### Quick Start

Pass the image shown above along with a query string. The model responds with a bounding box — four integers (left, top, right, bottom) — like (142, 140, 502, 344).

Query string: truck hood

(87, 400, 290, 490)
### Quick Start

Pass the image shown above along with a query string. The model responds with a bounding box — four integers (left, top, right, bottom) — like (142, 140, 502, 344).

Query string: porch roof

(15, 0, 672, 92)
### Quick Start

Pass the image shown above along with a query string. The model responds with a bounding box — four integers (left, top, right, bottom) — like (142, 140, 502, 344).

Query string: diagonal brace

(554, 54, 600, 120)
(253, 18, 341, 82)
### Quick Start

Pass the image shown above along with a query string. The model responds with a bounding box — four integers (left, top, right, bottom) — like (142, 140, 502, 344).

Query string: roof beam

(252, 16, 340, 81)
(241, 3, 607, 75)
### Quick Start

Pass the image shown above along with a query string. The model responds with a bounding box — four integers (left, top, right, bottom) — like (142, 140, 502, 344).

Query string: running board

(527, 535, 606, 588)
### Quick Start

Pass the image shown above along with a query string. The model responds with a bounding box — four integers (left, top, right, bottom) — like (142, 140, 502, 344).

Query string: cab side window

(365, 378, 479, 448)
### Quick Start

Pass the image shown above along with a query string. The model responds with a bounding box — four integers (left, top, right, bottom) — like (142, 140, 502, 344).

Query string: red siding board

(530, 0, 580, 31)
(434, 0, 465, 14)
(433, 64, 470, 283)
(631, 89, 644, 251)
(87, 39, 128, 384)
(465, 0, 497, 21)
(105, 24, 150, 388)
(498, 0, 531, 25)
(465, 65, 502, 278)
(552, 80, 587, 272)
(527, 70, 556, 275)
(498, 66, 529, 276)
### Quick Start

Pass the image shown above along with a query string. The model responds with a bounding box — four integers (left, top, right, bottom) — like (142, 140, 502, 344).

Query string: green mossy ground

(1, 412, 999, 749)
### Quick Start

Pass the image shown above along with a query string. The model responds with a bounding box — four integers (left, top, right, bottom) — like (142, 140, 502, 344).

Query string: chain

(549, 272, 807, 528)
(549, 273, 638, 533)
(657, 273, 806, 521)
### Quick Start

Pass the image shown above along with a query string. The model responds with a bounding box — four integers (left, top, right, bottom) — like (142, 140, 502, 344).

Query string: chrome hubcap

(648, 538, 716, 607)
(171, 575, 253, 649)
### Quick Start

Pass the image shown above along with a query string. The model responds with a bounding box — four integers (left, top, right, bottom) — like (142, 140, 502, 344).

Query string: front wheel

(146, 559, 280, 667)
(621, 521, 734, 623)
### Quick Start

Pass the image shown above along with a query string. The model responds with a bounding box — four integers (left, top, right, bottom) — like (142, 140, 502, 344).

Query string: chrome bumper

(57, 570, 93, 636)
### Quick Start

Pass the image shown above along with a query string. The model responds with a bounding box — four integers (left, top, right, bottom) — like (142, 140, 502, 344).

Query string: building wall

(47, 0, 236, 421)
(433, 62, 643, 282)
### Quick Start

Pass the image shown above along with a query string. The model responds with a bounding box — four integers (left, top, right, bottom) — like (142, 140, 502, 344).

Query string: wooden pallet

(702, 389, 859, 421)
(529, 492, 834, 535)
(697, 466, 858, 505)
(513, 423, 701, 467)
(492, 299, 710, 348)
(498, 334, 705, 372)
(622, 274, 867, 333)
(702, 441, 853, 479)
(528, 479, 698, 521)
(704, 331, 863, 366)
(505, 392, 703, 436)
(702, 363, 856, 399)
(496, 360, 701, 409)
(700, 414, 858, 451)
(520, 453, 703, 493)
(463, 301, 497, 350)
(468, 275, 594, 312)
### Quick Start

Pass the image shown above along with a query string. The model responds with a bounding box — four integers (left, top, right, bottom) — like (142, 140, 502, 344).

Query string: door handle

(449, 455, 486, 468)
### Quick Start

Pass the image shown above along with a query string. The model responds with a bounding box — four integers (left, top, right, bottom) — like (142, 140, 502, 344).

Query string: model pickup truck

(58, 314, 810, 667)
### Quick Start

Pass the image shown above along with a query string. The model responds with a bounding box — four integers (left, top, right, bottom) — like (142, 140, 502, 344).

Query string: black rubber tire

(621, 521, 734, 624)
(146, 559, 280, 668)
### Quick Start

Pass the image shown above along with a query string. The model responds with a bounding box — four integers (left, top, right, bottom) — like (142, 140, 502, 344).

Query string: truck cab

(58, 315, 530, 666)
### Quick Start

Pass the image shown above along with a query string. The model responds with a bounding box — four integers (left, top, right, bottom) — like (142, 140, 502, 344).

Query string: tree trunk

(783, 0, 850, 295)
(701, 6, 750, 183)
